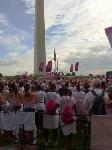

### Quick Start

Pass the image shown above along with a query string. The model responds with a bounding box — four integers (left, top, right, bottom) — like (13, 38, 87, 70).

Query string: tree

(72, 72, 76, 76)
(66, 73, 71, 76)
(89, 74, 93, 77)
(0, 73, 3, 78)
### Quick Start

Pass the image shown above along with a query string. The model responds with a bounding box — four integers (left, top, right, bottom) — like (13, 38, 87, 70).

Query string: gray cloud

(63, 46, 112, 75)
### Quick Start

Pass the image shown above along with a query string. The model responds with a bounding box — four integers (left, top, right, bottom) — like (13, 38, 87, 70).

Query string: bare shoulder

(31, 93, 37, 98)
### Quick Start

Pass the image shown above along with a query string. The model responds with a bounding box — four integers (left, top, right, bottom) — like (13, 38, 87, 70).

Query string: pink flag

(46, 61, 52, 72)
(105, 26, 112, 47)
(70, 64, 73, 72)
(39, 62, 44, 72)
(75, 62, 79, 71)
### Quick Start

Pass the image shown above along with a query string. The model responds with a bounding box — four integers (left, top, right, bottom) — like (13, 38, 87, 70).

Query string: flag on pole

(54, 49, 56, 61)
(75, 62, 79, 71)
(39, 62, 44, 72)
(70, 64, 73, 72)
(57, 60, 58, 71)
(105, 26, 112, 48)
(46, 61, 52, 72)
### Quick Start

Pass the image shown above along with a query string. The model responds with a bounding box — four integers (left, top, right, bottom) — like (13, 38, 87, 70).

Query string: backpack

(45, 94, 57, 115)
(61, 97, 74, 124)
(89, 90, 106, 115)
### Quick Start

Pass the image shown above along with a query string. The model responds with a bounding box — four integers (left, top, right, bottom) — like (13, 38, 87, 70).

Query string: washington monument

(34, 0, 46, 75)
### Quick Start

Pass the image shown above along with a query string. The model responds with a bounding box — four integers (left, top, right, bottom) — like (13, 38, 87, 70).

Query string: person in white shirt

(68, 81, 77, 93)
(35, 85, 46, 131)
(59, 86, 76, 150)
(2, 86, 9, 113)
(43, 83, 60, 144)
(72, 84, 86, 102)
(18, 81, 24, 94)
(83, 79, 108, 114)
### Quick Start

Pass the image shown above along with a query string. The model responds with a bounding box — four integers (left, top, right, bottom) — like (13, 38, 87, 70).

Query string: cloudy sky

(0, 0, 112, 76)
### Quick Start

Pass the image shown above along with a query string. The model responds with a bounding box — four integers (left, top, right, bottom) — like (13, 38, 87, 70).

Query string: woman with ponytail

(18, 83, 37, 150)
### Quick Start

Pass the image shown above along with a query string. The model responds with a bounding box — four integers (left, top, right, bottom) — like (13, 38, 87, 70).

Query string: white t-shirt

(83, 88, 109, 112)
(68, 86, 76, 93)
(60, 96, 76, 136)
(43, 92, 60, 129)
(72, 91, 86, 102)
(36, 91, 46, 111)
(19, 87, 24, 94)
(2, 90, 9, 102)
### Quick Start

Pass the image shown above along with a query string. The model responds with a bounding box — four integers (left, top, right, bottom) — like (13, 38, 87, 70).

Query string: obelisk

(34, 0, 46, 76)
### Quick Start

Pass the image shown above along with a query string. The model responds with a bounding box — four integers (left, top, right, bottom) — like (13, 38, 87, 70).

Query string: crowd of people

(0, 77, 112, 150)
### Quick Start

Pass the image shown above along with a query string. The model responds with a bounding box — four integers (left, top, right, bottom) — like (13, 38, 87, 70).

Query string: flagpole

(55, 60, 56, 71)
(54, 49, 57, 72)
(57, 59, 58, 71)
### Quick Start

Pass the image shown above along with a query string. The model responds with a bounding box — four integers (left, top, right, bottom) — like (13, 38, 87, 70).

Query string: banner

(75, 62, 79, 71)
(39, 62, 44, 72)
(105, 26, 112, 47)
(46, 61, 52, 72)
(54, 49, 56, 61)
(70, 64, 73, 72)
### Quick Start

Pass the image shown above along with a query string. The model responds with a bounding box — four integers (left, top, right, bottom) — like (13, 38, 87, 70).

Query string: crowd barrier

(0, 112, 112, 150)
(0, 111, 90, 150)
(0, 112, 36, 131)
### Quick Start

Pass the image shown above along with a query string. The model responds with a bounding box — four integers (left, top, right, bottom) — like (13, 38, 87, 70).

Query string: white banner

(0, 112, 36, 131)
